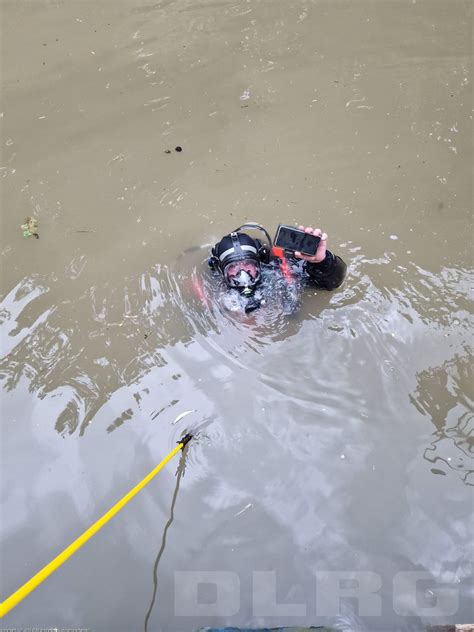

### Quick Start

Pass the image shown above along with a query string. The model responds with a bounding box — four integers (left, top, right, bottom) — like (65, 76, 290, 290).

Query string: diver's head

(212, 232, 262, 294)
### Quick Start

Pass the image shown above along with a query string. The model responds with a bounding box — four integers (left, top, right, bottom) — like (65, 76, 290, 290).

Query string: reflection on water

(410, 355, 474, 486)
(1, 251, 471, 454)
(0, 258, 215, 435)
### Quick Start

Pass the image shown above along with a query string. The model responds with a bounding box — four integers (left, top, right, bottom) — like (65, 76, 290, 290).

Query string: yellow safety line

(0, 440, 187, 618)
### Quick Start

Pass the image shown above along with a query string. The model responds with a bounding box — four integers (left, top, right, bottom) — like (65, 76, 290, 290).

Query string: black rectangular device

(274, 224, 321, 256)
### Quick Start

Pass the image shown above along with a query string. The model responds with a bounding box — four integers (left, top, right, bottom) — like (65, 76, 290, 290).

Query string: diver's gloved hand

(294, 226, 328, 263)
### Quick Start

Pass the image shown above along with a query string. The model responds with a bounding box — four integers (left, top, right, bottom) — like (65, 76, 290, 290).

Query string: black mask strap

(231, 222, 273, 248)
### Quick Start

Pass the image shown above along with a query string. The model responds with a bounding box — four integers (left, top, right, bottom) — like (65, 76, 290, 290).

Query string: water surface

(1, 1, 472, 631)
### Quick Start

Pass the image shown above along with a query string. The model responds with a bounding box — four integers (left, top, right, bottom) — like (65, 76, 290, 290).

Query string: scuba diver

(208, 222, 347, 314)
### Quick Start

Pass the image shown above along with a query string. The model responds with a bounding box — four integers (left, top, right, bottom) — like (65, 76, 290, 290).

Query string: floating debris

(235, 503, 253, 517)
(21, 217, 39, 239)
(172, 409, 195, 425)
(164, 149, 171, 154)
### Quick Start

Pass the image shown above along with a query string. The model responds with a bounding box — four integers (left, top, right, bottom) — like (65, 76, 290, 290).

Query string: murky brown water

(1, 1, 472, 631)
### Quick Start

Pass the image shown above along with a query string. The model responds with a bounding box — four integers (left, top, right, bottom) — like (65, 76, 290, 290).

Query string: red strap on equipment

(272, 246, 294, 283)
(191, 273, 210, 307)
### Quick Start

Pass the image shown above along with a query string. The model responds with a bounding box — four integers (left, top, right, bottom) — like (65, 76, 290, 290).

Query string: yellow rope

(0, 439, 189, 618)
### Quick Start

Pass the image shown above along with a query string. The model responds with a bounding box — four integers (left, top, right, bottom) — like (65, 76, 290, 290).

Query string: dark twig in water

(143, 448, 188, 632)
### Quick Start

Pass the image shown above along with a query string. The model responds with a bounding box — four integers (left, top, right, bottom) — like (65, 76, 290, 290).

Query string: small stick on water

(172, 410, 195, 425)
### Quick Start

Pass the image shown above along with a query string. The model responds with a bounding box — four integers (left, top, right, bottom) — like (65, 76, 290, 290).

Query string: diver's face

(226, 261, 258, 281)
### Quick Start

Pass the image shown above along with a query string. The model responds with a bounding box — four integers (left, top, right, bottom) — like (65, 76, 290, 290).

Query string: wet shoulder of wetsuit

(304, 250, 347, 290)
